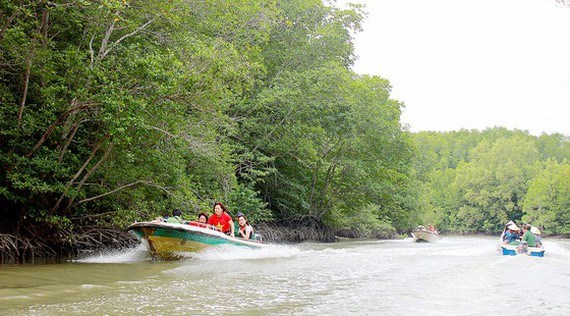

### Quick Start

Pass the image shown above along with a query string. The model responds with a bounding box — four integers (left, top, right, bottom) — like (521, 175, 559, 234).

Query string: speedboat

(498, 237, 545, 257)
(127, 221, 266, 259)
(411, 230, 440, 242)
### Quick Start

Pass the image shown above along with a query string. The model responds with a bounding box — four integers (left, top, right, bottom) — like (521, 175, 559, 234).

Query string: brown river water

(1, 236, 569, 315)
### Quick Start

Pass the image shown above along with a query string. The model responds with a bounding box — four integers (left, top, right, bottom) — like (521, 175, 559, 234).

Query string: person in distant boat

(500, 221, 514, 240)
(518, 222, 527, 237)
(235, 212, 254, 240)
(503, 223, 520, 245)
(208, 202, 235, 236)
(520, 224, 536, 247)
(516, 224, 536, 254)
(197, 212, 208, 224)
(166, 208, 185, 224)
(531, 225, 542, 247)
(428, 225, 439, 236)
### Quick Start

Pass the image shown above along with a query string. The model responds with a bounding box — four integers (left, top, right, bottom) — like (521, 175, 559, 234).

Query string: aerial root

(0, 226, 137, 264)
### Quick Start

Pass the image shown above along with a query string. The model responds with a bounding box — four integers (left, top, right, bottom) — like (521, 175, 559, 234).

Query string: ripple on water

(2, 236, 570, 315)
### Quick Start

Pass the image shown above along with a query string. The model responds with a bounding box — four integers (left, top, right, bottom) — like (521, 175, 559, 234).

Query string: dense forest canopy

(413, 129, 569, 235)
(1, 0, 568, 245)
(0, 0, 416, 237)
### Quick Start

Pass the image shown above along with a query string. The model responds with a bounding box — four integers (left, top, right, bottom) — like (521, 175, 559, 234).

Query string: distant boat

(498, 237, 545, 257)
(127, 221, 266, 259)
(411, 229, 440, 242)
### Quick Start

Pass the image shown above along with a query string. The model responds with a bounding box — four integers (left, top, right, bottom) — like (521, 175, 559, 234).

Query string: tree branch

(51, 134, 108, 214)
(97, 16, 116, 60)
(58, 118, 84, 163)
(65, 142, 114, 210)
(89, 34, 95, 68)
(70, 211, 117, 221)
(0, 0, 23, 42)
(73, 179, 177, 207)
(25, 101, 95, 157)
(98, 18, 155, 60)
(18, 45, 35, 128)
(18, 6, 50, 128)
(75, 180, 145, 205)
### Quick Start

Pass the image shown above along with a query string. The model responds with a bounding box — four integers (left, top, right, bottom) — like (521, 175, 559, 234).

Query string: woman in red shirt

(208, 202, 235, 236)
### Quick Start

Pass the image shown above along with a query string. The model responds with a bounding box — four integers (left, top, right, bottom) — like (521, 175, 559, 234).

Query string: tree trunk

(64, 142, 114, 212)
(18, 6, 49, 128)
(51, 135, 108, 214)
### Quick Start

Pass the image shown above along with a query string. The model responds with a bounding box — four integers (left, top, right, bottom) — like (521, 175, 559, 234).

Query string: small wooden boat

(498, 237, 545, 257)
(411, 230, 440, 242)
(127, 221, 266, 259)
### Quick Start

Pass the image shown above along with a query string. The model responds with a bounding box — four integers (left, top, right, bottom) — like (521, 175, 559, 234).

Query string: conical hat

(508, 223, 520, 231)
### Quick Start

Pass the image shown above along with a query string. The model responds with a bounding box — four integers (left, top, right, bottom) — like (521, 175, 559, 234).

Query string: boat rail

(186, 221, 223, 232)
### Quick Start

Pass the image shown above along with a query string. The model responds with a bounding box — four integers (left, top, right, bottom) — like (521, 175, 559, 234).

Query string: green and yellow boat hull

(127, 221, 265, 259)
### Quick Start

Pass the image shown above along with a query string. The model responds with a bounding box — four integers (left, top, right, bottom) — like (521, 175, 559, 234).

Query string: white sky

(336, 0, 570, 135)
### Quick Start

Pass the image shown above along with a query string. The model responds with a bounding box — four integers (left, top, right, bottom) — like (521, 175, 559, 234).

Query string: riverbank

(0, 226, 138, 264)
(2, 221, 564, 264)
(0, 217, 402, 264)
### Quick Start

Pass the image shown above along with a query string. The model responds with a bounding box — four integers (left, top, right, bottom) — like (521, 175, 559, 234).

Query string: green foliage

(0, 0, 417, 240)
(328, 203, 397, 237)
(523, 159, 570, 234)
(413, 129, 569, 234)
(5, 1, 565, 241)
(227, 183, 272, 223)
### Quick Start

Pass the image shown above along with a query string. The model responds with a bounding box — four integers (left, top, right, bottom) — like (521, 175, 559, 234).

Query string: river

(1, 236, 569, 315)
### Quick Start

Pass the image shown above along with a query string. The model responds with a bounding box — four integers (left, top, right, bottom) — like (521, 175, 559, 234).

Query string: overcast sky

(336, 0, 570, 135)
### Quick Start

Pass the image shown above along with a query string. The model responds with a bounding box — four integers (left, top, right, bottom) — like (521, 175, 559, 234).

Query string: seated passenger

(516, 224, 536, 254)
(518, 222, 527, 238)
(208, 202, 234, 236)
(197, 212, 208, 224)
(504, 223, 520, 245)
(428, 224, 439, 236)
(521, 224, 536, 247)
(531, 225, 542, 247)
(500, 221, 514, 240)
(166, 208, 185, 224)
(235, 212, 254, 240)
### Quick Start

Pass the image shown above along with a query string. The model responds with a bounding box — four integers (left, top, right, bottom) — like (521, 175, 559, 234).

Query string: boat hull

(498, 238, 544, 257)
(128, 221, 265, 259)
(411, 230, 439, 242)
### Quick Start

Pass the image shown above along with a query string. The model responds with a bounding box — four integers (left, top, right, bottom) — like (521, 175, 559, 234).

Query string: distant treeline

(0, 0, 568, 252)
(412, 129, 569, 235)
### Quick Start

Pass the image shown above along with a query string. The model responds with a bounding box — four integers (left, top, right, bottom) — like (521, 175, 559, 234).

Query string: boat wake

(73, 242, 300, 263)
(185, 244, 301, 261)
(541, 240, 570, 258)
(73, 244, 151, 263)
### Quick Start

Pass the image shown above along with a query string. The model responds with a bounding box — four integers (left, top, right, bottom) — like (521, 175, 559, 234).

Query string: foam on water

(73, 242, 301, 263)
(541, 239, 570, 258)
(73, 244, 150, 263)
(438, 245, 497, 257)
(318, 247, 348, 254)
(187, 244, 301, 261)
(71, 238, 569, 265)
